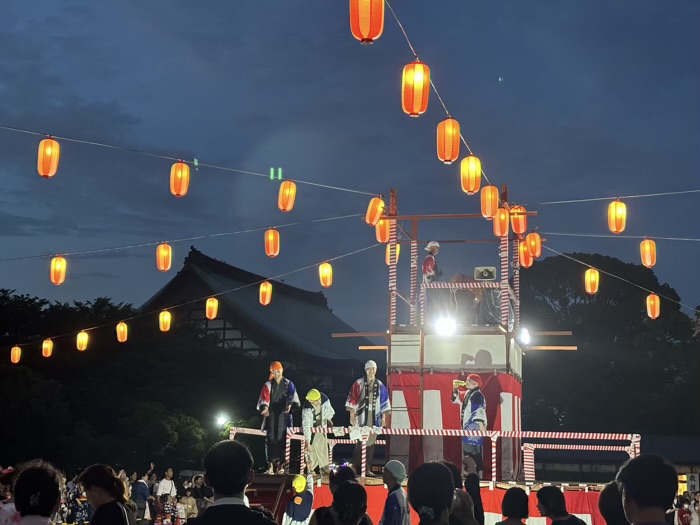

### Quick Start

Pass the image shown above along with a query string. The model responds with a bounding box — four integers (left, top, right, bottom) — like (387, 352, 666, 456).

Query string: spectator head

(79, 464, 128, 506)
(185, 488, 192, 497)
(149, 472, 158, 482)
(536, 486, 568, 518)
(193, 475, 204, 487)
(438, 461, 463, 490)
(408, 462, 455, 524)
(502, 487, 529, 521)
(598, 482, 630, 525)
(203, 440, 253, 497)
(615, 455, 678, 524)
(14, 460, 62, 517)
(382, 460, 407, 488)
(0, 468, 18, 498)
(329, 466, 357, 495)
(165, 468, 174, 480)
(332, 481, 367, 525)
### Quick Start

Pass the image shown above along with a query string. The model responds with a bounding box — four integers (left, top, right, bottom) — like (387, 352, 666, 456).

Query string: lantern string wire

(541, 245, 696, 313)
(541, 232, 700, 242)
(0, 124, 378, 197)
(530, 189, 700, 206)
(11, 242, 381, 349)
(0, 213, 364, 263)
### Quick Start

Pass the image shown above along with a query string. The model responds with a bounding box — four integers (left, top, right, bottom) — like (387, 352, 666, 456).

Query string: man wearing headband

(301, 389, 335, 476)
(346, 360, 391, 477)
(452, 373, 487, 477)
(257, 361, 300, 474)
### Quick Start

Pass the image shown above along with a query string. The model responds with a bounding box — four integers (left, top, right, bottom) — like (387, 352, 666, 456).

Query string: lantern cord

(531, 189, 700, 206)
(384, 0, 419, 59)
(11, 242, 381, 349)
(541, 245, 696, 313)
(541, 232, 700, 242)
(0, 213, 364, 263)
(0, 124, 379, 197)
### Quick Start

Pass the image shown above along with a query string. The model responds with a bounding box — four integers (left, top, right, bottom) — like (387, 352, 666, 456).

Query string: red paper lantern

(376, 219, 391, 243)
(646, 293, 660, 319)
(640, 239, 656, 268)
(385, 243, 400, 266)
(493, 208, 509, 237)
(116, 322, 128, 343)
(156, 243, 172, 272)
(480, 186, 498, 219)
(278, 181, 297, 212)
(460, 156, 482, 195)
(349, 0, 384, 44)
(37, 138, 60, 178)
(50, 256, 67, 286)
(525, 232, 542, 258)
(365, 197, 385, 226)
(76, 331, 89, 351)
(265, 228, 280, 258)
(436, 118, 460, 164)
(10, 346, 21, 364)
(608, 199, 627, 234)
(585, 268, 599, 295)
(159, 310, 172, 332)
(259, 281, 273, 306)
(402, 61, 430, 117)
(518, 242, 533, 268)
(510, 205, 528, 235)
(319, 262, 333, 288)
(42, 339, 53, 358)
(206, 297, 219, 320)
(170, 162, 190, 197)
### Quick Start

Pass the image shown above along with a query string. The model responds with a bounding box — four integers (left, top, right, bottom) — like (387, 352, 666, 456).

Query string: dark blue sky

(2, 1, 698, 332)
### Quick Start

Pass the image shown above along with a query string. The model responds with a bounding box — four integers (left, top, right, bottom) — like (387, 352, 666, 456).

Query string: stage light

(216, 414, 228, 426)
(518, 328, 531, 345)
(435, 317, 456, 337)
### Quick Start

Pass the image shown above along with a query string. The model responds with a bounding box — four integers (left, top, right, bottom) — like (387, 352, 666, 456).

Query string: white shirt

(156, 479, 177, 497)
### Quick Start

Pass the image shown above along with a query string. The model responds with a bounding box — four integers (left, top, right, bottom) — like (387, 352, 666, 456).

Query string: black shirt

(91, 501, 137, 525)
(552, 516, 588, 525)
(190, 504, 275, 525)
(190, 486, 214, 500)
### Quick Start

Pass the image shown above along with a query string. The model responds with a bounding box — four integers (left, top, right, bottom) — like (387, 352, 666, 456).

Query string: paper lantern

(480, 186, 498, 219)
(116, 322, 128, 343)
(170, 162, 190, 198)
(401, 61, 430, 117)
(646, 293, 660, 319)
(376, 219, 391, 243)
(159, 310, 172, 332)
(156, 243, 172, 272)
(349, 0, 384, 44)
(37, 138, 60, 178)
(525, 232, 542, 258)
(76, 331, 89, 351)
(259, 281, 273, 306)
(518, 242, 534, 269)
(365, 197, 385, 226)
(265, 228, 280, 258)
(278, 180, 297, 212)
(460, 156, 482, 195)
(608, 199, 627, 234)
(10, 346, 21, 364)
(50, 255, 67, 286)
(206, 297, 219, 320)
(584, 268, 600, 295)
(493, 208, 509, 237)
(640, 239, 656, 268)
(437, 118, 460, 164)
(319, 262, 333, 288)
(510, 205, 528, 235)
(42, 339, 53, 358)
(385, 243, 400, 266)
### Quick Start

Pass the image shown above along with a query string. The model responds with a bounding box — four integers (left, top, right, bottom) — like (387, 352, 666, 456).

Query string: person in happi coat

(452, 373, 487, 477)
(346, 360, 391, 477)
(301, 389, 335, 476)
(257, 361, 300, 474)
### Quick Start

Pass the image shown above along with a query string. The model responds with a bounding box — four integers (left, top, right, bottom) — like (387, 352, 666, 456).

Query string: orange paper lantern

(116, 322, 128, 343)
(608, 199, 627, 234)
(42, 339, 53, 358)
(10, 346, 21, 364)
(278, 180, 297, 212)
(170, 162, 190, 197)
(319, 262, 333, 288)
(510, 205, 528, 235)
(259, 281, 273, 306)
(640, 239, 656, 268)
(385, 243, 400, 266)
(460, 156, 482, 195)
(376, 219, 391, 243)
(156, 243, 172, 272)
(525, 232, 542, 258)
(206, 297, 219, 320)
(518, 241, 534, 269)
(436, 118, 460, 164)
(646, 293, 660, 319)
(76, 331, 89, 351)
(585, 268, 600, 295)
(493, 208, 510, 237)
(265, 228, 280, 258)
(50, 255, 67, 286)
(365, 197, 385, 226)
(159, 310, 172, 332)
(37, 138, 60, 178)
(480, 186, 499, 219)
(401, 61, 430, 117)
(349, 0, 384, 44)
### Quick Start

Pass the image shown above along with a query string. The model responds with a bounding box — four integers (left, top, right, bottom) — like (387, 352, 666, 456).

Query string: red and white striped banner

(499, 235, 509, 326)
(422, 282, 501, 289)
(410, 240, 418, 325)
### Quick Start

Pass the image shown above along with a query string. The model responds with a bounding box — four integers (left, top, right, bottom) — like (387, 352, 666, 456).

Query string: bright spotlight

(216, 414, 228, 426)
(435, 317, 456, 337)
(519, 328, 531, 345)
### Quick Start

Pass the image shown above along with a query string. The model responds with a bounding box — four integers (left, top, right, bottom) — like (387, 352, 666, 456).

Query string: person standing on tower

(452, 374, 487, 478)
(257, 361, 300, 474)
(301, 389, 335, 476)
(422, 241, 442, 284)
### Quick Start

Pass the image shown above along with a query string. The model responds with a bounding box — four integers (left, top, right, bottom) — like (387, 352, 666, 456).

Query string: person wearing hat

(257, 361, 300, 474)
(301, 389, 335, 476)
(346, 360, 391, 477)
(282, 475, 314, 525)
(422, 241, 442, 285)
(380, 460, 410, 525)
(452, 373, 487, 477)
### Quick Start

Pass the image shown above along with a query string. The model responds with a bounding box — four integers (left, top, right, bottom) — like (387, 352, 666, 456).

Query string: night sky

(2, 1, 698, 334)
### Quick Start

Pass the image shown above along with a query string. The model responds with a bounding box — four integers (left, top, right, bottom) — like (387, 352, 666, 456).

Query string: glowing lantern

(349, 0, 384, 44)
(436, 118, 460, 164)
(159, 310, 172, 332)
(525, 232, 542, 258)
(608, 199, 627, 234)
(646, 293, 660, 319)
(584, 268, 600, 295)
(278, 180, 297, 212)
(76, 331, 89, 351)
(401, 61, 430, 117)
(365, 197, 385, 226)
(42, 339, 53, 358)
(10, 346, 21, 364)
(510, 206, 528, 235)
(385, 243, 400, 266)
(518, 242, 534, 269)
(50, 255, 67, 286)
(376, 219, 391, 243)
(265, 228, 280, 258)
(460, 156, 482, 195)
(156, 243, 172, 272)
(37, 138, 60, 178)
(480, 186, 499, 219)
(206, 297, 219, 320)
(493, 208, 509, 237)
(640, 239, 656, 268)
(259, 281, 273, 306)
(319, 262, 333, 288)
(170, 162, 190, 197)
(116, 322, 128, 343)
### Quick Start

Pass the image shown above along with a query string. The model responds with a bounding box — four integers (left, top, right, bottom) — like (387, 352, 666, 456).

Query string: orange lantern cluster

(646, 293, 660, 319)
(76, 331, 89, 351)
(10, 346, 21, 364)
(319, 262, 333, 288)
(170, 162, 190, 198)
(386, 243, 400, 266)
(510, 206, 527, 235)
(376, 218, 391, 243)
(259, 281, 273, 306)
(402, 61, 430, 117)
(525, 232, 542, 258)
(42, 339, 53, 358)
(365, 197, 385, 226)
(518, 242, 533, 268)
(157, 243, 172, 272)
(640, 239, 656, 268)
(585, 268, 600, 295)
(50, 255, 67, 286)
(206, 297, 219, 320)
(37, 138, 60, 178)
(116, 322, 128, 343)
(436, 118, 460, 164)
(480, 186, 498, 219)
(493, 208, 509, 237)
(278, 180, 297, 212)
(461, 156, 482, 195)
(350, 0, 384, 44)
(159, 310, 172, 332)
(265, 228, 280, 258)
(608, 199, 627, 234)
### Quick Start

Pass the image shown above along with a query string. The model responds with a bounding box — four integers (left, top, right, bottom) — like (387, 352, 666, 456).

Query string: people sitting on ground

(78, 464, 137, 525)
(536, 486, 586, 525)
(13, 460, 62, 525)
(464, 474, 484, 525)
(598, 482, 630, 525)
(615, 454, 678, 525)
(379, 461, 410, 525)
(310, 467, 372, 525)
(495, 487, 528, 525)
(407, 462, 454, 525)
(438, 461, 477, 525)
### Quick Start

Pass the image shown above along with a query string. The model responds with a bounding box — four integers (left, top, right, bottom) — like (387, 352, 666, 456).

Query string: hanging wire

(540, 232, 700, 242)
(531, 189, 700, 206)
(0, 124, 378, 197)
